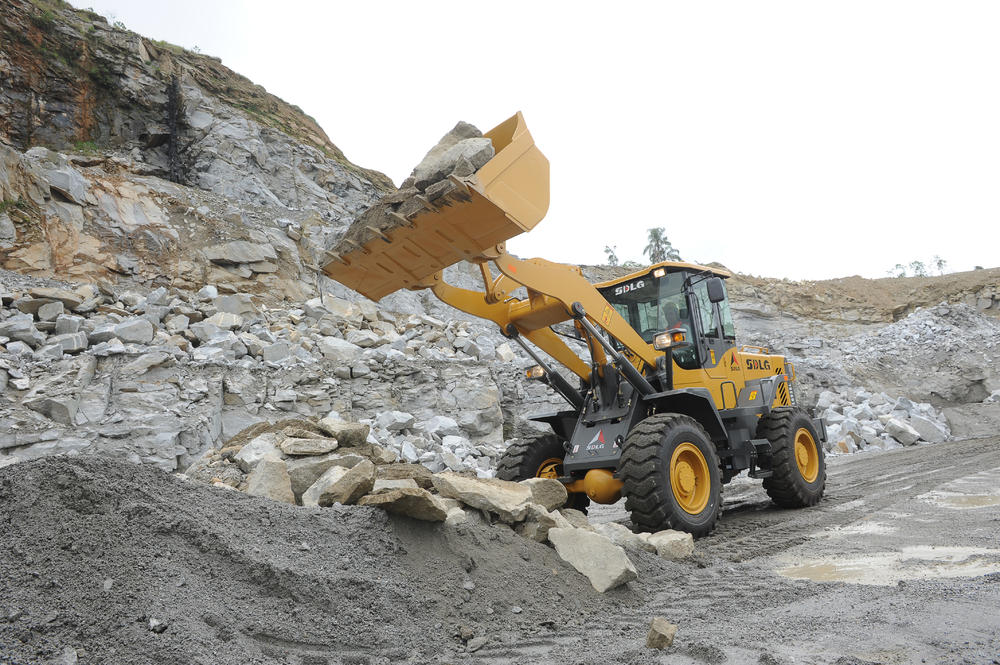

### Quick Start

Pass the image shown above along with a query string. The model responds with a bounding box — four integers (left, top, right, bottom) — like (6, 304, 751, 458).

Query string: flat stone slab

(547, 527, 638, 593)
(358, 487, 447, 521)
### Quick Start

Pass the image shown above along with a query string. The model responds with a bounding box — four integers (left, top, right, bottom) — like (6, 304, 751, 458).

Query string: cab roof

(594, 260, 732, 289)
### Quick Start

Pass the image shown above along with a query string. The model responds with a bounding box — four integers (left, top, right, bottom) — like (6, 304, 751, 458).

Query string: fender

(642, 387, 728, 445)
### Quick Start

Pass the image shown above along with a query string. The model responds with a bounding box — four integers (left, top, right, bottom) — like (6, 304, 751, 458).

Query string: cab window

(691, 280, 719, 338)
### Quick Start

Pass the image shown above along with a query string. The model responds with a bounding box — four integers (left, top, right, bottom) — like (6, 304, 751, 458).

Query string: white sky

(70, 1, 1000, 280)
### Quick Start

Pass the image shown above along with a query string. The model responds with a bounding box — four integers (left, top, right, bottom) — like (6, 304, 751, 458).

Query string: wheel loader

(323, 112, 827, 536)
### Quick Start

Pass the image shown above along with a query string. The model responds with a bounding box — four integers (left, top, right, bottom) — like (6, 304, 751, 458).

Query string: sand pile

(0, 456, 671, 664)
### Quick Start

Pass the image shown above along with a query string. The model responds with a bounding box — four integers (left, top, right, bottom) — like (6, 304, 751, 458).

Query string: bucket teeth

(389, 211, 413, 227)
(415, 195, 438, 213)
(366, 225, 391, 242)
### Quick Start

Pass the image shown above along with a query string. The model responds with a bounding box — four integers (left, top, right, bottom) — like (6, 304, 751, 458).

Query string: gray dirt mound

(0, 456, 672, 664)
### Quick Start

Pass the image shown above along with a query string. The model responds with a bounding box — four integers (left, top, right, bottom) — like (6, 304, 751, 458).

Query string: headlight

(653, 329, 687, 351)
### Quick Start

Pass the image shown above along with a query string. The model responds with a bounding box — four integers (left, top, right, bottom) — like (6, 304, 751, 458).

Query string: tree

(909, 260, 928, 277)
(603, 245, 619, 267)
(933, 255, 948, 275)
(644, 227, 681, 263)
(889, 264, 907, 278)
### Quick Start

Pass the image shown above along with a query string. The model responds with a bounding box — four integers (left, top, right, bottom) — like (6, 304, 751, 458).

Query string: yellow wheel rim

(670, 442, 711, 515)
(536, 457, 562, 479)
(794, 428, 819, 483)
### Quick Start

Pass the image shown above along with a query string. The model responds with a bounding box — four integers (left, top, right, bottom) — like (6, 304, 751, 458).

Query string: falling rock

(646, 617, 678, 649)
(279, 436, 339, 456)
(547, 527, 638, 593)
(286, 452, 366, 498)
(233, 434, 284, 473)
(246, 459, 296, 504)
(642, 530, 695, 560)
(885, 417, 921, 445)
(302, 459, 376, 507)
(431, 472, 533, 523)
(907, 414, 948, 443)
(519, 477, 568, 511)
(315, 417, 370, 446)
(358, 487, 448, 521)
(114, 318, 155, 344)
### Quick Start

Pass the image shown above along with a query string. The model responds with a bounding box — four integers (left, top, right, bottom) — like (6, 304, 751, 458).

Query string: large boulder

(546, 527, 638, 593)
(286, 452, 366, 498)
(885, 417, 921, 445)
(279, 436, 339, 456)
(245, 459, 295, 504)
(302, 460, 376, 507)
(519, 478, 568, 511)
(642, 530, 695, 560)
(316, 417, 370, 447)
(233, 434, 283, 473)
(907, 414, 948, 443)
(358, 488, 448, 521)
(431, 473, 533, 523)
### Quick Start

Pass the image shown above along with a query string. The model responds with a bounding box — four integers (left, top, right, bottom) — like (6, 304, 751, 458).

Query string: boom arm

(424, 247, 659, 381)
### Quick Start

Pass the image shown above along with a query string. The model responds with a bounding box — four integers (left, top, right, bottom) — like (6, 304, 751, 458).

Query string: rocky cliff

(1, 0, 998, 477)
(1, 0, 391, 298)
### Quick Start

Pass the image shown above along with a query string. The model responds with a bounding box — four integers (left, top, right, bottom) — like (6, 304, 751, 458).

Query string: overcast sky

(70, 1, 999, 280)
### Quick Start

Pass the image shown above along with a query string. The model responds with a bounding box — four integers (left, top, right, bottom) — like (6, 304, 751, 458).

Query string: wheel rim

(794, 428, 819, 483)
(670, 442, 711, 515)
(536, 457, 562, 479)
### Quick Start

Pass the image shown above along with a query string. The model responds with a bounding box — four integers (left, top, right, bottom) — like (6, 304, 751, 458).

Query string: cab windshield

(598, 271, 699, 369)
(598, 272, 690, 343)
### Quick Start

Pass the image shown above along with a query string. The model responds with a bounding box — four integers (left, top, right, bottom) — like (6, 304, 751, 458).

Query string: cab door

(690, 280, 744, 409)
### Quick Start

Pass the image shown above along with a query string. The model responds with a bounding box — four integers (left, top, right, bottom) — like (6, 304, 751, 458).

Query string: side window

(719, 297, 736, 339)
(692, 281, 719, 338)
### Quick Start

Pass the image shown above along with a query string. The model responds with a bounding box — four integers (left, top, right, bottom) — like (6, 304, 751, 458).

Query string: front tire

(495, 433, 589, 512)
(758, 407, 826, 508)
(619, 414, 722, 538)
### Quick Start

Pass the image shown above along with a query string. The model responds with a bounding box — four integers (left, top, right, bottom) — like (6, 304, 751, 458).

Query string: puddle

(927, 494, 1000, 509)
(777, 546, 1000, 586)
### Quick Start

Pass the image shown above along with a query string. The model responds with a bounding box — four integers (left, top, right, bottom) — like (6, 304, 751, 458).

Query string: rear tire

(619, 413, 722, 538)
(495, 434, 589, 512)
(758, 407, 826, 508)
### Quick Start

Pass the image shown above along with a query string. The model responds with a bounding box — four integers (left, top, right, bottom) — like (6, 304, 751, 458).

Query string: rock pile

(816, 388, 951, 454)
(0, 271, 522, 471)
(332, 121, 495, 255)
(187, 416, 695, 593)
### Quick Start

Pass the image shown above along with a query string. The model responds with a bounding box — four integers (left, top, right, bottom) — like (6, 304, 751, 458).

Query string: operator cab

(595, 261, 737, 371)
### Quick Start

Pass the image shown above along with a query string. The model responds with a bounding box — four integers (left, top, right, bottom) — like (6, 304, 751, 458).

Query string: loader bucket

(322, 112, 549, 301)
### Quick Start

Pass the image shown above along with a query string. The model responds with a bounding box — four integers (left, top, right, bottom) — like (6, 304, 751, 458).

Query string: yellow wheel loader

(324, 113, 827, 536)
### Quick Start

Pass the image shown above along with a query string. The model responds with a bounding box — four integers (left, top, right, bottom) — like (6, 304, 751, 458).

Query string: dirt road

(515, 436, 1000, 665)
(2, 439, 998, 665)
